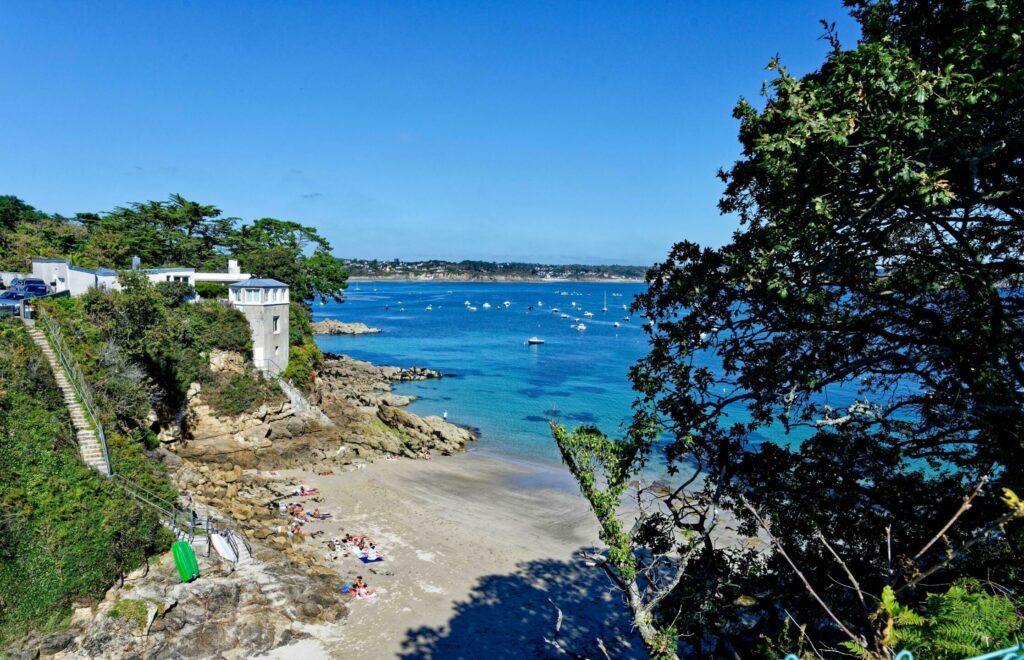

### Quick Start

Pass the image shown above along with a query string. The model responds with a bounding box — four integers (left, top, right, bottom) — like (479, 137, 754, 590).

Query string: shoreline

(265, 452, 645, 659)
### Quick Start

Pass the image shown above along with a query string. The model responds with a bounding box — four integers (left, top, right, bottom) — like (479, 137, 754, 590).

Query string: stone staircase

(25, 322, 111, 475)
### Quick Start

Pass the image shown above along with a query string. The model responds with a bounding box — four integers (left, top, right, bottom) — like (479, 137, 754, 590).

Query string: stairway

(24, 323, 111, 475)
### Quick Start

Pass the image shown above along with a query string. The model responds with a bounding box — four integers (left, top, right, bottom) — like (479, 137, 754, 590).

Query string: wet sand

(264, 451, 645, 659)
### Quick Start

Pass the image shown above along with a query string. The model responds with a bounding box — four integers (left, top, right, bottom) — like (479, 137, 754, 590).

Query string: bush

(202, 370, 282, 417)
(194, 281, 228, 300)
(154, 281, 194, 307)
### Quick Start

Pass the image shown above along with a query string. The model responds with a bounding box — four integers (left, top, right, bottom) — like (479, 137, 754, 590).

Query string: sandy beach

(264, 451, 645, 659)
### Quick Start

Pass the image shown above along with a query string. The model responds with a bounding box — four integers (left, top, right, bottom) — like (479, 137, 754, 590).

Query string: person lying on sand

(318, 468, 335, 476)
(420, 446, 432, 460)
(292, 485, 319, 497)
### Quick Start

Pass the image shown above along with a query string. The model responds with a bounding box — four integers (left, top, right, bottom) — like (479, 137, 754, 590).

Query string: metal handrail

(35, 305, 254, 564)
(36, 306, 112, 476)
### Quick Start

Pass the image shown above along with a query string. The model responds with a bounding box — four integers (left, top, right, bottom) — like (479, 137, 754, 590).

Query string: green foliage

(0, 193, 348, 303)
(154, 280, 194, 307)
(234, 218, 348, 303)
(202, 371, 282, 417)
(281, 302, 323, 391)
(553, 1, 1024, 656)
(193, 281, 228, 300)
(874, 583, 1023, 659)
(0, 319, 171, 645)
(43, 275, 267, 431)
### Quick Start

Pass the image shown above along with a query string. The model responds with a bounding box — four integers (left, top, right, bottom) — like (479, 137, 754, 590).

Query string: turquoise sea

(313, 280, 652, 467)
(313, 280, 860, 471)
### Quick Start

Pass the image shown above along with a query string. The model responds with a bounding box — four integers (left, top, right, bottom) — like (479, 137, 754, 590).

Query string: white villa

(25, 257, 290, 375)
(30, 257, 252, 295)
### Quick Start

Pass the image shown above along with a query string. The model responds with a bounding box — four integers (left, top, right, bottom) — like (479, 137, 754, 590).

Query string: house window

(273, 316, 281, 334)
(245, 288, 261, 303)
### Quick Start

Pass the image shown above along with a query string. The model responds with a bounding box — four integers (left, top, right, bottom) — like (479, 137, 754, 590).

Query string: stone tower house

(228, 278, 290, 376)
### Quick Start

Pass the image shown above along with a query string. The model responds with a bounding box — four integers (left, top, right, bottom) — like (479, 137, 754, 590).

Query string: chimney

(228, 259, 240, 275)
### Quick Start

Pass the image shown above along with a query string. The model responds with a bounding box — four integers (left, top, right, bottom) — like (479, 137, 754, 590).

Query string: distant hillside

(342, 259, 649, 281)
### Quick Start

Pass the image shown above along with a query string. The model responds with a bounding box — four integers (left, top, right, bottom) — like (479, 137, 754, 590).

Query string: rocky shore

(311, 319, 381, 335)
(12, 352, 477, 660)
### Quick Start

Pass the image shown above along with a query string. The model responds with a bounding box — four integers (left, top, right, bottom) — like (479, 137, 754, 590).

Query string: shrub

(202, 370, 282, 417)
(193, 281, 228, 300)
(154, 281, 194, 307)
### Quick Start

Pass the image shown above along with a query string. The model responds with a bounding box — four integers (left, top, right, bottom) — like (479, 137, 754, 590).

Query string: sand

(263, 451, 646, 659)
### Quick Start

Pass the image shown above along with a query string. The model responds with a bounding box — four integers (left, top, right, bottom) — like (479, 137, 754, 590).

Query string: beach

(265, 451, 645, 659)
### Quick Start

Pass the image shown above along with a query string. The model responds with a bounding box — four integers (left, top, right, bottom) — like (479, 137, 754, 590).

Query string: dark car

(20, 283, 49, 296)
(0, 290, 27, 316)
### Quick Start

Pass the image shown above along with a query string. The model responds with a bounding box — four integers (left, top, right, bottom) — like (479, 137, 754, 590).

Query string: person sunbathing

(354, 576, 377, 599)
(293, 485, 319, 496)
(420, 446, 432, 460)
(364, 544, 383, 561)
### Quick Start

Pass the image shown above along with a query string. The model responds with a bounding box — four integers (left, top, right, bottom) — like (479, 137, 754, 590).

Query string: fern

(886, 583, 1023, 659)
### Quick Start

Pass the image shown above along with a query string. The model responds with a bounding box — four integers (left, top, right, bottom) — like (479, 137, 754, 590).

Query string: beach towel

(359, 556, 384, 564)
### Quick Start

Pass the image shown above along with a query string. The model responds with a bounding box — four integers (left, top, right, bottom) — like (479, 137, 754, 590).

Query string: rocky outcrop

(308, 354, 474, 459)
(311, 319, 381, 335)
(24, 549, 346, 659)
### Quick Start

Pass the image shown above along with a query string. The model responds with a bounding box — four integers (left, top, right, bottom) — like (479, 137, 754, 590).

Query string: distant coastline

(349, 275, 646, 284)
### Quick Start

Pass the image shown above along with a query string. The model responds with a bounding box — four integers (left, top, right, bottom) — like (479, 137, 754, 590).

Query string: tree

(555, 0, 1024, 655)
(233, 218, 348, 304)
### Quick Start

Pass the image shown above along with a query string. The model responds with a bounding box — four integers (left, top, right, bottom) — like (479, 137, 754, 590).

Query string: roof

(144, 267, 196, 274)
(228, 278, 289, 288)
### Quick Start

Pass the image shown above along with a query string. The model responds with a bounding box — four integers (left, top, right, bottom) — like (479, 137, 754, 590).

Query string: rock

(311, 319, 381, 335)
(37, 632, 72, 654)
(209, 349, 246, 375)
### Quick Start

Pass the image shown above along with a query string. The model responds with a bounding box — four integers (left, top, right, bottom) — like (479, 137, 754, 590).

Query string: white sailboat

(602, 292, 608, 313)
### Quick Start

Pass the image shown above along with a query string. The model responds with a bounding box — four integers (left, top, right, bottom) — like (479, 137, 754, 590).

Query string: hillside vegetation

(0, 319, 171, 645)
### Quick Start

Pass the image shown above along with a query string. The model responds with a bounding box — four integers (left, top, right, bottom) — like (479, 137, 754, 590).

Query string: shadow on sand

(399, 554, 646, 659)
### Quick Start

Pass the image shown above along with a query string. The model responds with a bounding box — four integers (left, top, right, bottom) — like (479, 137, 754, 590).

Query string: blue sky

(1, 1, 858, 265)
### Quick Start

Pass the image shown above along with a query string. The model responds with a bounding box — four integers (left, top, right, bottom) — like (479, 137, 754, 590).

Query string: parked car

(20, 283, 49, 296)
(0, 290, 27, 316)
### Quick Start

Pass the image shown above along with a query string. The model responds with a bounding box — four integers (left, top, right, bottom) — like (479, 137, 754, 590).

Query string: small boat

(464, 300, 471, 306)
(425, 304, 433, 311)
(468, 306, 478, 311)
(483, 302, 492, 309)
(537, 301, 544, 307)
(551, 307, 560, 313)
(528, 305, 534, 311)
(576, 323, 587, 332)
(503, 300, 511, 307)
(613, 321, 620, 328)
(622, 304, 628, 310)
(399, 307, 405, 312)
(319, 300, 325, 306)
(574, 317, 580, 322)
(527, 337, 545, 345)
(602, 293, 608, 313)
(583, 311, 594, 318)
(623, 316, 630, 321)
(560, 313, 569, 319)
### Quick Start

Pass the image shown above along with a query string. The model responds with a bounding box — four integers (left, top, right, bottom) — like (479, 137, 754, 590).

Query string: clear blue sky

(1, 1, 858, 265)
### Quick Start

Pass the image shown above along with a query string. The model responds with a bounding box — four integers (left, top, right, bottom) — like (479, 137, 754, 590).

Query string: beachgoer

(443, 410, 448, 421)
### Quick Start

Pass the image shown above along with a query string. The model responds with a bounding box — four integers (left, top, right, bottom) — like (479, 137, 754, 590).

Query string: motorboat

(504, 300, 512, 307)
(583, 311, 594, 318)
(425, 304, 433, 311)
(560, 313, 569, 319)
(468, 306, 478, 311)
(527, 337, 545, 345)
(613, 321, 620, 328)
(576, 323, 587, 332)
(483, 302, 492, 309)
